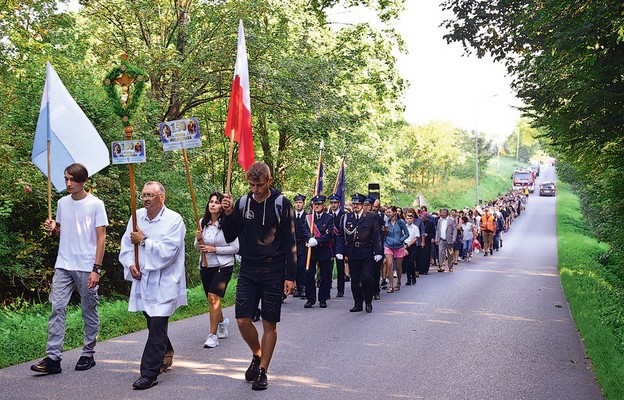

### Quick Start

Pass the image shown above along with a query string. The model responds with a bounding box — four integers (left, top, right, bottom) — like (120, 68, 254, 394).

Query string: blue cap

(364, 196, 375, 204)
(328, 194, 341, 202)
(351, 193, 366, 204)
(293, 193, 306, 201)
(311, 195, 326, 204)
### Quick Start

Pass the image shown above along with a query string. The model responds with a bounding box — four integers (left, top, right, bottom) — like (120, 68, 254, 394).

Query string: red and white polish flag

(224, 19, 254, 172)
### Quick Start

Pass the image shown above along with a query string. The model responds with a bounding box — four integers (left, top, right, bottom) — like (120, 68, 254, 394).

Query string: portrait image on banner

(111, 140, 146, 164)
(159, 118, 201, 151)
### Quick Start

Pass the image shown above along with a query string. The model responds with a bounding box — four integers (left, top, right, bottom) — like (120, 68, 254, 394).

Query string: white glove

(335, 254, 343, 260)
(374, 255, 382, 262)
(307, 238, 318, 247)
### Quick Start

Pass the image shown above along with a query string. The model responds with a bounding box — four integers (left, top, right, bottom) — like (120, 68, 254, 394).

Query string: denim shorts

(235, 263, 285, 323)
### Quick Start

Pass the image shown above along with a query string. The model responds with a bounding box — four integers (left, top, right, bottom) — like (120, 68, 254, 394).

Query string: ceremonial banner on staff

(159, 118, 201, 151)
(333, 158, 346, 212)
(111, 140, 146, 164)
(32, 62, 109, 191)
(224, 20, 254, 173)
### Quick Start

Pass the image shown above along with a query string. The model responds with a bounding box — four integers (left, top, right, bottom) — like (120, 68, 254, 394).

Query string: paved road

(0, 165, 604, 399)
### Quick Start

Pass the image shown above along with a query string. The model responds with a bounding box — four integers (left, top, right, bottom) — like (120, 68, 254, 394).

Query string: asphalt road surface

(0, 165, 604, 400)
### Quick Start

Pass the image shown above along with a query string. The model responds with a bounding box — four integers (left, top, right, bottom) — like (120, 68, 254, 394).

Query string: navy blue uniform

(336, 211, 382, 308)
(329, 209, 346, 295)
(294, 210, 309, 296)
(305, 212, 335, 304)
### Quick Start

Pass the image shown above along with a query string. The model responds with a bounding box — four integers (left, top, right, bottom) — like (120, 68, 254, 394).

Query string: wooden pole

(225, 130, 236, 195)
(125, 125, 139, 269)
(46, 141, 52, 221)
(306, 140, 324, 270)
(182, 148, 208, 267)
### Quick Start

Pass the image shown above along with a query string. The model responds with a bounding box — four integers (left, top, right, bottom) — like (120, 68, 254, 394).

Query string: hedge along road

(0, 165, 603, 400)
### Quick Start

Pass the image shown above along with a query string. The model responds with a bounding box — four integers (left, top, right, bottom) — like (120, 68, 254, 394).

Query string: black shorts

(200, 265, 234, 298)
(235, 263, 285, 323)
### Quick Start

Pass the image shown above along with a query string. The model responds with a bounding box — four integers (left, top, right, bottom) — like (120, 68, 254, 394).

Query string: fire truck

(513, 169, 536, 193)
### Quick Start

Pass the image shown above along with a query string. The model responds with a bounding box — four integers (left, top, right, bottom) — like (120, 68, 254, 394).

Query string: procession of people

(30, 161, 529, 392)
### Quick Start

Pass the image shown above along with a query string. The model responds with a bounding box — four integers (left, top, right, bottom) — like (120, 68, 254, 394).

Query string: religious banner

(159, 118, 201, 151)
(111, 140, 146, 164)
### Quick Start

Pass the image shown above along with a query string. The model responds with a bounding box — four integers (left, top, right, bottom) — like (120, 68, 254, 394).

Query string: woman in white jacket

(194, 192, 239, 348)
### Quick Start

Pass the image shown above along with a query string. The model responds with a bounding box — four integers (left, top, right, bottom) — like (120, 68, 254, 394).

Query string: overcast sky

(331, 2, 523, 144)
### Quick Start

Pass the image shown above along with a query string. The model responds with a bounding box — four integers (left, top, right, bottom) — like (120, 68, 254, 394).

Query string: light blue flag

(32, 62, 109, 191)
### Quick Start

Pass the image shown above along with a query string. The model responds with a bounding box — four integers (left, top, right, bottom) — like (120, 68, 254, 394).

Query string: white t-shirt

(55, 193, 108, 272)
(462, 222, 474, 241)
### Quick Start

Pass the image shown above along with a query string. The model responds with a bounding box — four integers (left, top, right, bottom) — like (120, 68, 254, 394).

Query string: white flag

(32, 62, 109, 191)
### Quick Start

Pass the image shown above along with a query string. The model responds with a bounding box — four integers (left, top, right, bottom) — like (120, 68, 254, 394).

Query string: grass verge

(556, 182, 624, 400)
(0, 278, 237, 369)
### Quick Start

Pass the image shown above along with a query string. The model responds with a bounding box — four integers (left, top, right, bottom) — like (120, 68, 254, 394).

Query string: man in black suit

(304, 195, 335, 309)
(335, 193, 383, 313)
(328, 194, 346, 297)
(293, 194, 308, 298)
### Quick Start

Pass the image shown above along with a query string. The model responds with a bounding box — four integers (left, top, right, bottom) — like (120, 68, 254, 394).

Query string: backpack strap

(239, 193, 283, 226)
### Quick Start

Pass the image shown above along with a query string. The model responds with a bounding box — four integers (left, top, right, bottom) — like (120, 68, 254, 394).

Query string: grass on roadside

(556, 182, 624, 400)
(395, 156, 528, 209)
(0, 278, 237, 369)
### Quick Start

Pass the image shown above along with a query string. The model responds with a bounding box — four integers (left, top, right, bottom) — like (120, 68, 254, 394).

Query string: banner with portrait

(159, 118, 201, 151)
(111, 140, 146, 164)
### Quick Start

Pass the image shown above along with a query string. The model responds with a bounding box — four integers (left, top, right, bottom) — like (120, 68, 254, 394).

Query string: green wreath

(103, 61, 148, 125)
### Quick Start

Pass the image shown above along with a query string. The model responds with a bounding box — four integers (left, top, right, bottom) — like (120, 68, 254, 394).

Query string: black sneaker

(30, 357, 61, 374)
(245, 355, 261, 381)
(75, 356, 96, 371)
(252, 367, 268, 390)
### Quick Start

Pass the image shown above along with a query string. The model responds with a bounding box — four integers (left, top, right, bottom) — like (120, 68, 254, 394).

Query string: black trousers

(349, 257, 374, 306)
(417, 241, 432, 274)
(296, 244, 307, 292)
(306, 255, 332, 303)
(141, 313, 173, 379)
(405, 244, 418, 281)
(334, 257, 346, 293)
(372, 258, 382, 296)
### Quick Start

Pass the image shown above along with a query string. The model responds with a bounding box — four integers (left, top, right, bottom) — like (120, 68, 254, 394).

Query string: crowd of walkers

(30, 160, 529, 391)
(291, 188, 529, 309)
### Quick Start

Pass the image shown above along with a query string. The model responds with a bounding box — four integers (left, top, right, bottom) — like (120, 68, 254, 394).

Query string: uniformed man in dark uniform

(328, 193, 346, 297)
(304, 195, 335, 309)
(335, 193, 382, 313)
(293, 194, 308, 298)
(371, 198, 385, 300)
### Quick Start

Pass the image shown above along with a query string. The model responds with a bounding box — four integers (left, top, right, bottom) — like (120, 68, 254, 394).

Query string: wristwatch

(139, 237, 146, 246)
(92, 264, 102, 274)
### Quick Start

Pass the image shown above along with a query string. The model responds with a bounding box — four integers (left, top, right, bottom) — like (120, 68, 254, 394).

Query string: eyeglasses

(406, 215, 414, 218)
(139, 193, 163, 200)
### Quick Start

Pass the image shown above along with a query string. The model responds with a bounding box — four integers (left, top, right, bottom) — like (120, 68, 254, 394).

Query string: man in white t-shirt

(31, 163, 108, 375)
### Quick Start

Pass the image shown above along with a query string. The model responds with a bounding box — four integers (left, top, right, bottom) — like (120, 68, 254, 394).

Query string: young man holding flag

(221, 162, 296, 390)
(31, 163, 108, 375)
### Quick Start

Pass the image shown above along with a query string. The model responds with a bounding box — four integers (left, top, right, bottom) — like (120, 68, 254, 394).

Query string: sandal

(386, 287, 394, 293)
(449, 267, 453, 272)
(437, 267, 445, 272)
(394, 286, 400, 291)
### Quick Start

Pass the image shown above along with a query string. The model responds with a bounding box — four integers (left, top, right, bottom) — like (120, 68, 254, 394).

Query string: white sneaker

(217, 317, 229, 339)
(203, 333, 219, 348)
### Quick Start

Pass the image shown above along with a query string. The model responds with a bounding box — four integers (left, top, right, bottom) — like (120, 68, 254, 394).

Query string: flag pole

(125, 126, 139, 269)
(333, 149, 347, 194)
(306, 140, 324, 270)
(182, 148, 208, 267)
(46, 141, 52, 221)
(225, 129, 236, 195)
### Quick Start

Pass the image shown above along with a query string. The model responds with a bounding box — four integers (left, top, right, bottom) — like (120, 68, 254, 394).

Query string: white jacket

(119, 206, 187, 317)
(193, 218, 239, 268)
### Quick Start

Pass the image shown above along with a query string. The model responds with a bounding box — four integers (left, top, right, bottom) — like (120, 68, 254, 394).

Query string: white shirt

(119, 206, 187, 317)
(439, 217, 448, 240)
(55, 193, 108, 272)
(462, 222, 474, 241)
(194, 219, 239, 268)
(405, 223, 420, 245)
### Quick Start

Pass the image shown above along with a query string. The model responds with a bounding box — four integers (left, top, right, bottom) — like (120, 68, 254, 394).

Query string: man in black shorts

(221, 162, 296, 391)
